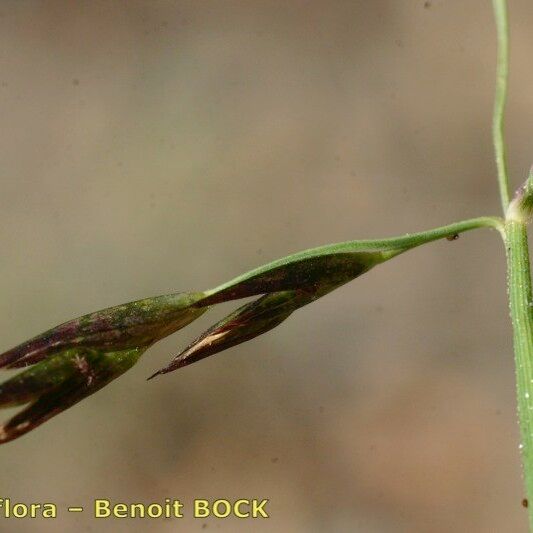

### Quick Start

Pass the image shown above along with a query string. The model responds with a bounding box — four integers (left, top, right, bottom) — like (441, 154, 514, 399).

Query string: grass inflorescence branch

(1, 4, 533, 532)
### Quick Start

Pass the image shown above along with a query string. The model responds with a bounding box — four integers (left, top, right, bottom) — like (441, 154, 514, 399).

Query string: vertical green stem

(506, 221, 533, 527)
(492, 0, 511, 212)
(492, 0, 533, 525)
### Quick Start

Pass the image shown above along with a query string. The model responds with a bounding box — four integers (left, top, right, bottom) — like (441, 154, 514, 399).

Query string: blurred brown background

(0, 0, 532, 531)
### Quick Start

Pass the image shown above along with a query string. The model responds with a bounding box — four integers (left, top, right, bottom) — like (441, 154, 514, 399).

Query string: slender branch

(205, 216, 504, 299)
(492, 0, 511, 212)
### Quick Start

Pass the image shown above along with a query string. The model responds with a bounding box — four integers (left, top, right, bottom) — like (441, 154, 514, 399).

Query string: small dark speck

(202, 523, 208, 529)
(72, 78, 80, 86)
(446, 234, 459, 241)
(256, 248, 263, 256)
(424, 1, 432, 7)
(271, 457, 279, 463)
(319, 405, 324, 413)
(523, 498, 529, 508)
(395, 39, 403, 48)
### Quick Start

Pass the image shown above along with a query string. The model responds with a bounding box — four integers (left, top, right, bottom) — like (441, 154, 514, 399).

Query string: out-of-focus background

(0, 1, 532, 531)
